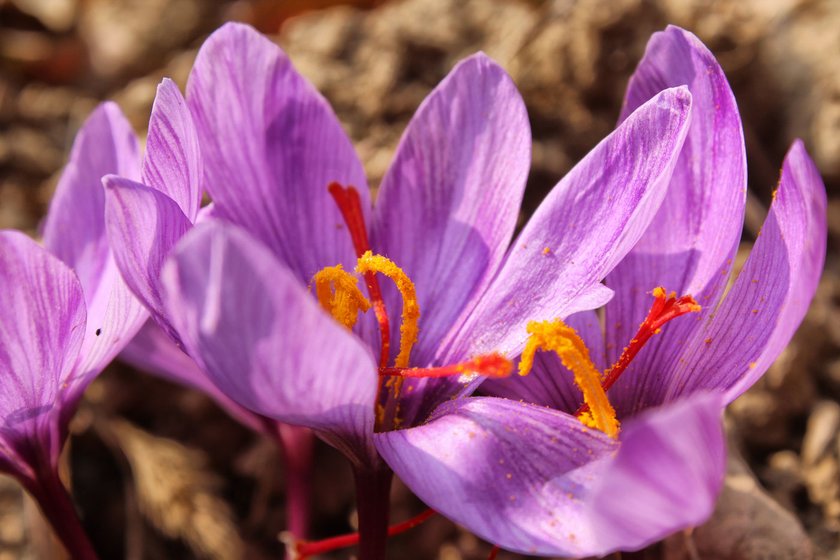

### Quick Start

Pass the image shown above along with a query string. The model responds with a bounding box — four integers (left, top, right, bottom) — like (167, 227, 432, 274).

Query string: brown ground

(1, 0, 839, 558)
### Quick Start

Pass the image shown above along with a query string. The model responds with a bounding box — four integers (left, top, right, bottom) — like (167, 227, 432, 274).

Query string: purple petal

(0, 231, 86, 466)
(441, 86, 692, 364)
(375, 397, 616, 555)
(120, 321, 267, 433)
(106, 81, 201, 331)
(141, 78, 203, 221)
(373, 53, 530, 366)
(376, 392, 724, 556)
(162, 221, 379, 466)
(186, 22, 368, 283)
(41, 103, 147, 394)
(588, 391, 725, 552)
(660, 141, 827, 404)
(604, 25, 747, 417)
(480, 310, 605, 412)
(42, 102, 140, 287)
(104, 175, 192, 339)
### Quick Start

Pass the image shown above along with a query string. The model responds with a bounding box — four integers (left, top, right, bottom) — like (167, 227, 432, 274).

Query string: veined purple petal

(186, 22, 368, 284)
(376, 392, 724, 556)
(141, 78, 203, 221)
(480, 310, 605, 412)
(440, 86, 692, 364)
(120, 321, 267, 434)
(42, 102, 140, 285)
(105, 80, 201, 336)
(0, 231, 86, 469)
(604, 25, 747, 417)
(41, 103, 146, 399)
(162, 221, 379, 466)
(373, 53, 530, 367)
(588, 392, 725, 552)
(375, 397, 616, 555)
(661, 141, 827, 404)
(104, 176, 192, 340)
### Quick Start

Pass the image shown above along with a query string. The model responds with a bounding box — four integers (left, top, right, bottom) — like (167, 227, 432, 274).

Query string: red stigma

(328, 182, 391, 368)
(293, 508, 436, 559)
(328, 182, 371, 257)
(380, 353, 513, 379)
(575, 288, 700, 417)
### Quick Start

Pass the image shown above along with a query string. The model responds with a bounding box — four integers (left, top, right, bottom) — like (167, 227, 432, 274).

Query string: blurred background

(0, 0, 838, 558)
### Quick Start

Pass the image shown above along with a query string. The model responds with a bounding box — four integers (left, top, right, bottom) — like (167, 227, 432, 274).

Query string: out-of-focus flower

(0, 104, 147, 558)
(102, 78, 270, 434)
(373, 26, 827, 557)
(103, 77, 315, 539)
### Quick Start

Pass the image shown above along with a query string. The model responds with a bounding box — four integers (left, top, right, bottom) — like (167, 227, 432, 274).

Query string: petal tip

(156, 76, 179, 94)
(101, 173, 119, 190)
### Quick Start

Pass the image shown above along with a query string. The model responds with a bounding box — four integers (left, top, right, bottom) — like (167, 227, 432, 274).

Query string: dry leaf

(109, 419, 244, 560)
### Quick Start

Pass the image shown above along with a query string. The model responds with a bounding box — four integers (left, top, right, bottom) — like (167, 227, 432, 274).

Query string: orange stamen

(575, 287, 701, 417)
(380, 353, 513, 379)
(328, 182, 390, 367)
(356, 251, 420, 369)
(520, 320, 620, 438)
(292, 508, 436, 559)
(311, 265, 370, 330)
(488, 545, 500, 560)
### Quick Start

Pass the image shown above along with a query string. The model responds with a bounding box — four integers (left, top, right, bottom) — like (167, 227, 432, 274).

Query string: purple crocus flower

(373, 27, 827, 557)
(103, 77, 269, 434)
(102, 77, 316, 539)
(103, 22, 696, 557)
(0, 103, 147, 558)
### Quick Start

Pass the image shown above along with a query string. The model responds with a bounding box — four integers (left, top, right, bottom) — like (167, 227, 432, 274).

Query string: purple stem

(353, 466, 393, 560)
(276, 424, 313, 541)
(22, 468, 98, 560)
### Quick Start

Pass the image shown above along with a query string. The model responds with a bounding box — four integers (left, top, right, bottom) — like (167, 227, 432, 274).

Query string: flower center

(317, 183, 513, 429)
(328, 182, 391, 367)
(518, 287, 700, 439)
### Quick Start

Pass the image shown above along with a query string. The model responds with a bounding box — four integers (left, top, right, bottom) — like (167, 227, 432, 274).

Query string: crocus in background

(108, 22, 695, 559)
(375, 26, 827, 557)
(103, 77, 315, 541)
(0, 104, 147, 559)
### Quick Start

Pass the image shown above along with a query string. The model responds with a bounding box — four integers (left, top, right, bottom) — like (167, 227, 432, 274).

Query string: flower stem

(277, 424, 313, 541)
(353, 467, 393, 560)
(23, 468, 98, 560)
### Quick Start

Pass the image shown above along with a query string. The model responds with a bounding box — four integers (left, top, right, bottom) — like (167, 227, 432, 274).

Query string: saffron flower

(104, 22, 696, 557)
(105, 78, 270, 435)
(374, 26, 828, 557)
(104, 77, 315, 538)
(0, 104, 147, 559)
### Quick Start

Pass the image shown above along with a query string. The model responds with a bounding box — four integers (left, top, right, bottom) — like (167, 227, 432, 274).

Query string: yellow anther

(356, 251, 420, 368)
(519, 320, 620, 439)
(311, 265, 371, 330)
